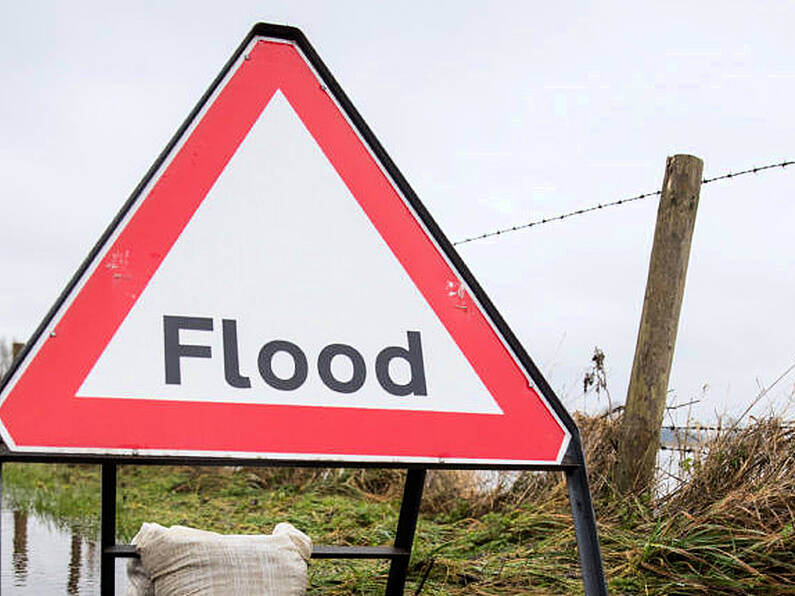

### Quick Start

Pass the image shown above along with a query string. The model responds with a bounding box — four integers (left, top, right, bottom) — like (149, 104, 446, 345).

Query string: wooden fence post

(616, 154, 703, 494)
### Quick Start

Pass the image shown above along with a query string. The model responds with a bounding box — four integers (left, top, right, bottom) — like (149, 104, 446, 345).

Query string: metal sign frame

(0, 23, 606, 594)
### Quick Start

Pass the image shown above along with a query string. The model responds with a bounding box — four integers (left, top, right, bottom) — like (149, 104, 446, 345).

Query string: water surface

(1, 501, 128, 594)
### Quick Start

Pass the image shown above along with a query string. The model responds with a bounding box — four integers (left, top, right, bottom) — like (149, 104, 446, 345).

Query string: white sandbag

(126, 522, 311, 596)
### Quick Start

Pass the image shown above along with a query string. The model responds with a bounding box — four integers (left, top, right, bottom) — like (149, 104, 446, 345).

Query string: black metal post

(385, 468, 426, 595)
(0, 460, 3, 587)
(566, 464, 608, 595)
(101, 463, 117, 596)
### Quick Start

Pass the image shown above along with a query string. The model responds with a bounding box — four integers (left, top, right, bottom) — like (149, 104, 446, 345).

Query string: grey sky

(1, 1, 793, 424)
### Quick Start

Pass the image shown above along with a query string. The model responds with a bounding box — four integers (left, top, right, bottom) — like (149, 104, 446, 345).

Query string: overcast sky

(1, 1, 793, 425)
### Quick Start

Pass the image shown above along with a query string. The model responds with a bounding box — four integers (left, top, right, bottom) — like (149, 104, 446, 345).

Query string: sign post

(0, 23, 606, 594)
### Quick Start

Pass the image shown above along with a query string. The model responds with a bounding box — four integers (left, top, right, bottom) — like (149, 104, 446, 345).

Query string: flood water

(1, 501, 128, 594)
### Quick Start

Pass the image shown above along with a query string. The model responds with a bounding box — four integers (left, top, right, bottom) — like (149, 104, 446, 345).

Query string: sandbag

(126, 522, 311, 596)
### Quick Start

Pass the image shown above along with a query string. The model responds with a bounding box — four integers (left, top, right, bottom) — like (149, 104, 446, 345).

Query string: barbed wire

(658, 421, 794, 452)
(662, 422, 795, 433)
(453, 160, 794, 246)
(659, 444, 696, 453)
(701, 160, 794, 184)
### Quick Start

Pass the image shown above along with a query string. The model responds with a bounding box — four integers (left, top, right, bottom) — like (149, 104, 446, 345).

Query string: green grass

(3, 462, 100, 534)
(3, 415, 793, 596)
(2, 464, 583, 594)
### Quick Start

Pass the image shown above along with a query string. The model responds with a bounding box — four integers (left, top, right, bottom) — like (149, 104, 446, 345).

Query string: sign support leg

(101, 463, 117, 596)
(566, 464, 607, 595)
(0, 461, 3, 586)
(385, 468, 425, 595)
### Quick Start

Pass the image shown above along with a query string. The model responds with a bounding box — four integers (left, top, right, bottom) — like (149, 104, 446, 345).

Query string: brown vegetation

(237, 413, 794, 592)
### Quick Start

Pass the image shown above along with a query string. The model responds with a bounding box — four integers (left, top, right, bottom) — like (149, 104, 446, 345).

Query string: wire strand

(453, 160, 794, 246)
(661, 422, 795, 433)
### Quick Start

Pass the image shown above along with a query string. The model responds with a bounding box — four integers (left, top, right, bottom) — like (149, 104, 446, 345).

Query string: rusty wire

(453, 160, 794, 246)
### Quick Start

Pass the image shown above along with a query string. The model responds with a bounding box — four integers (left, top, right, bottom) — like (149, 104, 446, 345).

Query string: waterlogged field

(0, 465, 128, 594)
(2, 464, 583, 595)
(1, 415, 793, 594)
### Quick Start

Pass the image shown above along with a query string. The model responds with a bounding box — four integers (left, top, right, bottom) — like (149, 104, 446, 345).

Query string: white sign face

(78, 90, 502, 415)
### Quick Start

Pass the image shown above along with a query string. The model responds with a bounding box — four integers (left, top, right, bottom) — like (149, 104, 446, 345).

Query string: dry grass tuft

(421, 470, 503, 515)
(453, 413, 795, 593)
(587, 414, 795, 593)
(574, 412, 623, 499)
(662, 419, 795, 530)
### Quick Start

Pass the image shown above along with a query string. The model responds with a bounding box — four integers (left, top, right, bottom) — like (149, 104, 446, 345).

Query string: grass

(3, 462, 100, 534)
(2, 415, 794, 594)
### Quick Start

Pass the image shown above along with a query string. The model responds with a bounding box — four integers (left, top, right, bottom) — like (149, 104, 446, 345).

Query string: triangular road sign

(0, 24, 574, 465)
